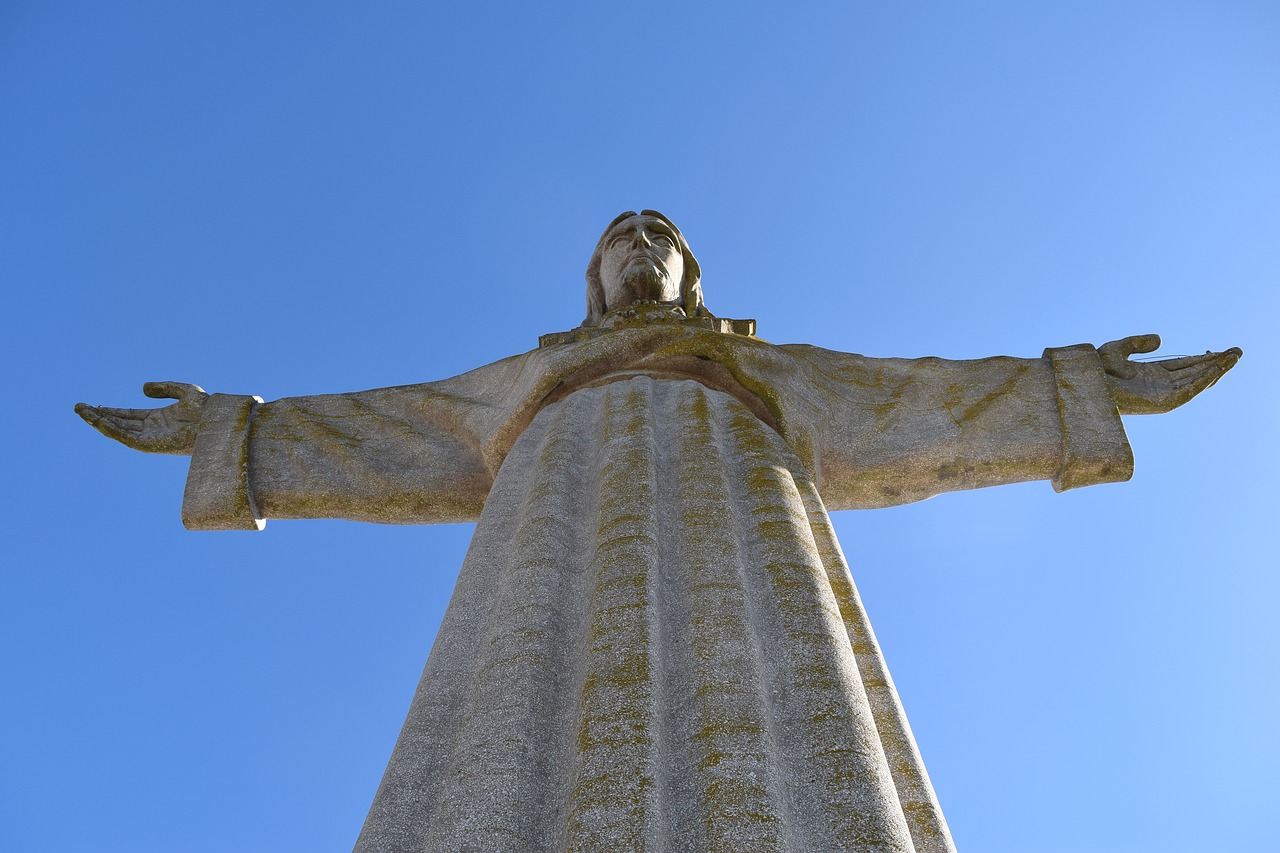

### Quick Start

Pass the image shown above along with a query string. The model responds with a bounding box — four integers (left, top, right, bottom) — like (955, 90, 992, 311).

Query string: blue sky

(2, 2, 1277, 850)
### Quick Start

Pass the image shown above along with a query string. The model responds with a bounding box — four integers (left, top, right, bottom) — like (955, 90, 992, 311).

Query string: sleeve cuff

(181, 393, 266, 530)
(1044, 345, 1134, 492)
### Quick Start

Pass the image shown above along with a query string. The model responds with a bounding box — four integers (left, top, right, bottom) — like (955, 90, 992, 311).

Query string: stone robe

(180, 320, 1133, 852)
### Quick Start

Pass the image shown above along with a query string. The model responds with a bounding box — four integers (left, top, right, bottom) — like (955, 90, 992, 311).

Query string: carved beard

(616, 261, 677, 307)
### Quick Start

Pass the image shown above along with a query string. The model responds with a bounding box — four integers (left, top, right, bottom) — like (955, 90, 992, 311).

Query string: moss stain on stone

(566, 382, 660, 850)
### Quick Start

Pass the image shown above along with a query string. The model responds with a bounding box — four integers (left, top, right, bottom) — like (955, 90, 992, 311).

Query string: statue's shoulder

(776, 341, 874, 365)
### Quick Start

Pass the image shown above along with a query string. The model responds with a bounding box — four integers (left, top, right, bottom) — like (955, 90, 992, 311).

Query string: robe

(180, 318, 1133, 852)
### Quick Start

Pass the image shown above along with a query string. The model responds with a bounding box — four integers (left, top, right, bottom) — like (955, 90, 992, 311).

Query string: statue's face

(598, 215, 685, 311)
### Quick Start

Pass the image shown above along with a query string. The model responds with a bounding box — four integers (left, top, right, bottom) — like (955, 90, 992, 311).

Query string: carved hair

(583, 209, 708, 326)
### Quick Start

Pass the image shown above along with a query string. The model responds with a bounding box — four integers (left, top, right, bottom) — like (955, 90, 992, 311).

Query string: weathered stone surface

(169, 324, 1143, 533)
(356, 377, 932, 852)
(181, 393, 265, 530)
(73, 210, 1241, 852)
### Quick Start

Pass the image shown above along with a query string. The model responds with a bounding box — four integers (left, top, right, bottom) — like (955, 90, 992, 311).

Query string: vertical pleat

(660, 385, 788, 852)
(798, 480, 957, 853)
(563, 381, 664, 850)
(423, 391, 603, 850)
(715, 403, 916, 853)
(357, 377, 951, 852)
(358, 390, 604, 852)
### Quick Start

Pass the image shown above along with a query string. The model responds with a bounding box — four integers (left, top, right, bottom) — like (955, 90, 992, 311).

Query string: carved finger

(91, 407, 148, 431)
(108, 415, 145, 433)
(78, 408, 145, 444)
(1099, 352, 1131, 379)
(1171, 360, 1218, 385)
(1101, 335, 1163, 381)
(1144, 353, 1213, 371)
(1153, 347, 1242, 373)
(1104, 334, 1162, 358)
(1131, 334, 1161, 355)
(1101, 341, 1137, 379)
(1183, 349, 1240, 382)
(74, 402, 100, 426)
(1167, 361, 1237, 406)
(102, 406, 157, 422)
(144, 381, 205, 401)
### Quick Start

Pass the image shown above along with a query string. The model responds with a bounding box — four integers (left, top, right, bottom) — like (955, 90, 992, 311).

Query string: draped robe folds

(180, 322, 1134, 852)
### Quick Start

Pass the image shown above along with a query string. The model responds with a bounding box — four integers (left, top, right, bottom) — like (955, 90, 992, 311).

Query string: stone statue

(76, 210, 1240, 853)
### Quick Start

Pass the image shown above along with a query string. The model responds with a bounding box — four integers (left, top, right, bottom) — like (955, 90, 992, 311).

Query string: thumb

(1099, 334, 1161, 379)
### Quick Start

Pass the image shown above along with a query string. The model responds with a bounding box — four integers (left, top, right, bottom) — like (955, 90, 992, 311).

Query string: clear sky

(2, 2, 1276, 851)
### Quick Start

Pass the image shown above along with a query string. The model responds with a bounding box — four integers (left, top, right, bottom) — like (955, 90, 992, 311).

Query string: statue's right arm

(76, 374, 500, 531)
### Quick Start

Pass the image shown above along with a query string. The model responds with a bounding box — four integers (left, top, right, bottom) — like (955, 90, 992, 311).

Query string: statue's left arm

(781, 336, 1240, 511)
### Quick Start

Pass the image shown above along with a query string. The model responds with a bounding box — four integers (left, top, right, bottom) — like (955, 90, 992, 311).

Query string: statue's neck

(538, 302, 757, 349)
(600, 301, 689, 327)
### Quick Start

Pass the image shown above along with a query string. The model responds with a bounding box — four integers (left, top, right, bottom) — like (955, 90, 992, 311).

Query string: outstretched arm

(75, 375, 504, 531)
(1099, 334, 1242, 415)
(785, 334, 1240, 512)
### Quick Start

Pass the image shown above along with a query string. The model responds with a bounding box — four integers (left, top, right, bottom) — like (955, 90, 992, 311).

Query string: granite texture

(174, 323, 1141, 533)
(356, 376, 937, 852)
(73, 211, 1242, 852)
(166, 321, 1143, 852)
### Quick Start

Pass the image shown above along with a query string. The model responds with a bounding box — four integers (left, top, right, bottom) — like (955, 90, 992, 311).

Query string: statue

(76, 210, 1241, 852)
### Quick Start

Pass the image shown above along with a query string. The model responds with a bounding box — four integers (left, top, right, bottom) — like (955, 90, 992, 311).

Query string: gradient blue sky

(3, 3, 1277, 851)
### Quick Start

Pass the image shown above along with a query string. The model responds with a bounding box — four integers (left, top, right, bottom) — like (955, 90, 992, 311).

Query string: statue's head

(583, 210, 707, 326)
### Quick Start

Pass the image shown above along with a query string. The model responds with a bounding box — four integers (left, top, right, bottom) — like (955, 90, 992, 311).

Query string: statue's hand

(1099, 335, 1242, 415)
(74, 382, 209, 454)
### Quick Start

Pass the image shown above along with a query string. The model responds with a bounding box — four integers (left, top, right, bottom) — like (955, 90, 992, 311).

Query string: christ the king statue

(77, 210, 1240, 853)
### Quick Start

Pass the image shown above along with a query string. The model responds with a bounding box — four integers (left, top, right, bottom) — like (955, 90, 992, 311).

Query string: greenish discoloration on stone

(942, 364, 1028, 425)
(669, 385, 787, 852)
(78, 212, 1241, 853)
(566, 382, 661, 851)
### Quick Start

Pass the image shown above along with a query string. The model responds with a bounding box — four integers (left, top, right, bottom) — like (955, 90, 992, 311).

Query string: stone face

(73, 210, 1241, 851)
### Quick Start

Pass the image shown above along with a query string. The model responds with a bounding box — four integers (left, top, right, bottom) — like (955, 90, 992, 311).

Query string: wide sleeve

(780, 342, 1134, 511)
(180, 372, 513, 531)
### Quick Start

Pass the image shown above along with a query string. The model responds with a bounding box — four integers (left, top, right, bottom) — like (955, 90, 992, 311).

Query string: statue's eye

(653, 234, 675, 247)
